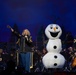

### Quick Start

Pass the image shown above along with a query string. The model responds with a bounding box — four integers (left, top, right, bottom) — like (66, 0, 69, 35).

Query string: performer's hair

(22, 29, 31, 36)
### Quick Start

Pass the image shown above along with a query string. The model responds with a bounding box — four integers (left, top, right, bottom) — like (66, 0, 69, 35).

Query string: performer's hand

(25, 36, 28, 41)
(7, 25, 14, 32)
(29, 36, 33, 42)
(11, 28, 14, 32)
(30, 39, 33, 42)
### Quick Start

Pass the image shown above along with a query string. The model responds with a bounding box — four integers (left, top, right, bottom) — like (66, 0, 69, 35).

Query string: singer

(7, 26, 34, 72)
(11, 28, 33, 72)
(10, 28, 33, 52)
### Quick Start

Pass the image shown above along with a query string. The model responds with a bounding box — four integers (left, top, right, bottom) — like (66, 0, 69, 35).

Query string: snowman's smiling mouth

(49, 31, 60, 37)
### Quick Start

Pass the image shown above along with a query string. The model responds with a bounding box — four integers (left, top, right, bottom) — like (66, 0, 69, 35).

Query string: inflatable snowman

(42, 24, 65, 69)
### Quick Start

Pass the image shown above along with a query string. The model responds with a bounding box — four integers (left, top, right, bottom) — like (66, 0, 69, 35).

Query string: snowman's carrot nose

(54, 27, 56, 31)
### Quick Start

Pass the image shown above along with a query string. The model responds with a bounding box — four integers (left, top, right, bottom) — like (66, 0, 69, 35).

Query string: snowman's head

(45, 24, 62, 39)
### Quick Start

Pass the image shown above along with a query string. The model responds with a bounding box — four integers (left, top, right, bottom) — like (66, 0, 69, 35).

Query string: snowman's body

(46, 39, 62, 53)
(42, 53, 65, 69)
(42, 24, 65, 69)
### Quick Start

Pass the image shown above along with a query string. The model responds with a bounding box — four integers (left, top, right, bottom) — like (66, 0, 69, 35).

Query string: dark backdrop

(0, 0, 76, 42)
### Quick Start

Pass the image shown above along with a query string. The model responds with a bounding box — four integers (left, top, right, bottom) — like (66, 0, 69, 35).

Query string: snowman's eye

(56, 27, 58, 29)
(50, 27, 53, 29)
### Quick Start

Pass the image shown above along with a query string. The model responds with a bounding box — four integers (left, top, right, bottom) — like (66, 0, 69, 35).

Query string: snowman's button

(54, 55, 57, 59)
(53, 46, 57, 49)
(54, 63, 57, 66)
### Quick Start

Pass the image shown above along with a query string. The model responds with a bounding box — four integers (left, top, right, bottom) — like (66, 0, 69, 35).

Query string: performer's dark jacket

(12, 31, 34, 52)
